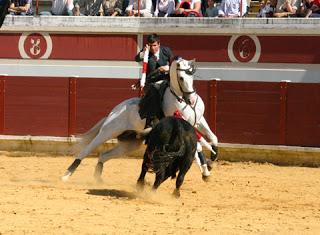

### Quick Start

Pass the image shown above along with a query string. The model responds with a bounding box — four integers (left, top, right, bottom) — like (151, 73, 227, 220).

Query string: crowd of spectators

(257, 0, 320, 17)
(3, 0, 244, 17)
(4, 0, 320, 17)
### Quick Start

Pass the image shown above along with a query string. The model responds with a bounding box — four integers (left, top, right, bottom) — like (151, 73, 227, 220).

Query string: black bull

(137, 116, 197, 198)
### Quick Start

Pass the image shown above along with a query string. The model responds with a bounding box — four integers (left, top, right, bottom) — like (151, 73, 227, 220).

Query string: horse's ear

(189, 59, 196, 67)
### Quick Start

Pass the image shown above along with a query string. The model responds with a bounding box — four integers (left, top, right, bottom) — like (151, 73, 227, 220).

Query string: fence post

(279, 80, 290, 145)
(68, 76, 77, 136)
(208, 78, 219, 134)
(0, 74, 7, 134)
(36, 0, 39, 15)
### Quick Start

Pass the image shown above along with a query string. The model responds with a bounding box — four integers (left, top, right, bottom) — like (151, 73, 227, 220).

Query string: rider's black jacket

(135, 46, 174, 84)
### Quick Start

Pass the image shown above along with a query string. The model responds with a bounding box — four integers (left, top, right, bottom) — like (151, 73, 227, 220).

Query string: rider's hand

(158, 65, 169, 73)
(144, 44, 150, 52)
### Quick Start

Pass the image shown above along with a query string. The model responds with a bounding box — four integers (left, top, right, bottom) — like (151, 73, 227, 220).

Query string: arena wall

(0, 17, 319, 148)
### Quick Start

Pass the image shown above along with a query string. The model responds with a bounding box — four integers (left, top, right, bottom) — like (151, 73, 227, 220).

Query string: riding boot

(211, 145, 218, 161)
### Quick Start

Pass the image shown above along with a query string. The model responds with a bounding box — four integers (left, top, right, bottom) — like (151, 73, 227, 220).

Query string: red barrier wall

(3, 77, 69, 136)
(0, 77, 319, 147)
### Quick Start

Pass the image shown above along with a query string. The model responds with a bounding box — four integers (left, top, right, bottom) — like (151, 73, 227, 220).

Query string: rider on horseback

(136, 34, 174, 128)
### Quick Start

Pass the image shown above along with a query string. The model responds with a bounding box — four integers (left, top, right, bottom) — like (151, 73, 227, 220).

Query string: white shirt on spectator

(154, 0, 175, 17)
(126, 0, 153, 16)
(218, 0, 247, 17)
(276, 0, 299, 12)
(51, 0, 74, 15)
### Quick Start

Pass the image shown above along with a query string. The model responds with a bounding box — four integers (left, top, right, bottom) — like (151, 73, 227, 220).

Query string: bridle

(171, 62, 196, 101)
(169, 60, 199, 126)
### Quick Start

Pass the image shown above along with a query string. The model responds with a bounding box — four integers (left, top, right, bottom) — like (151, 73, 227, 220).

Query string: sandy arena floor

(1, 153, 320, 234)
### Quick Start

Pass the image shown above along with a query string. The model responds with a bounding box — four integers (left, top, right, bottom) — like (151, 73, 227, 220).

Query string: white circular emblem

(18, 32, 52, 59)
(228, 35, 261, 63)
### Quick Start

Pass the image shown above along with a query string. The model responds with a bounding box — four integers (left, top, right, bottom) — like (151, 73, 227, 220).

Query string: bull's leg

(94, 140, 143, 182)
(173, 171, 187, 198)
(197, 117, 219, 161)
(173, 154, 193, 198)
(153, 170, 166, 190)
(137, 154, 149, 191)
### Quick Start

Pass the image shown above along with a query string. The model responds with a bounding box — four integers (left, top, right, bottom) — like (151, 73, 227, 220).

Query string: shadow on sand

(86, 189, 138, 199)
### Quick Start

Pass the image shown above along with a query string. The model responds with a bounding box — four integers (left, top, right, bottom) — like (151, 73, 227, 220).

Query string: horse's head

(170, 57, 196, 105)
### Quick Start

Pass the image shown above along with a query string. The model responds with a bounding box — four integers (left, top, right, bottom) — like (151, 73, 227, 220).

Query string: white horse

(62, 57, 218, 182)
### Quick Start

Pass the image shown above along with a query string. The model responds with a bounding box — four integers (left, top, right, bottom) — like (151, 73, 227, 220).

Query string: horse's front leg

(197, 116, 219, 161)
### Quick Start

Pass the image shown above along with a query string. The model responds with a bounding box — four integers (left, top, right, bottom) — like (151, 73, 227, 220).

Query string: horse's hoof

(61, 171, 71, 182)
(202, 175, 210, 182)
(201, 164, 211, 177)
(211, 145, 218, 161)
(206, 159, 213, 171)
(172, 189, 180, 198)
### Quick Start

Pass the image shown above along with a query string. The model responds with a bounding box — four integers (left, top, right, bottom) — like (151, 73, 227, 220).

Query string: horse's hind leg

(94, 140, 143, 182)
(62, 128, 122, 181)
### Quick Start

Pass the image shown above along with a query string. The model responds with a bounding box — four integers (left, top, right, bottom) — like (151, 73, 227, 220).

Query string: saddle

(138, 80, 169, 128)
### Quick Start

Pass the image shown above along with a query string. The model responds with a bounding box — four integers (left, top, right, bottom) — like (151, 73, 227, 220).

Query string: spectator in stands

(73, 0, 102, 16)
(172, 0, 202, 16)
(40, 0, 73, 15)
(257, 0, 276, 17)
(125, 0, 153, 16)
(205, 0, 219, 16)
(101, 0, 124, 15)
(218, 0, 247, 17)
(304, 0, 320, 17)
(273, 0, 300, 17)
(153, 0, 175, 16)
(8, 0, 33, 15)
